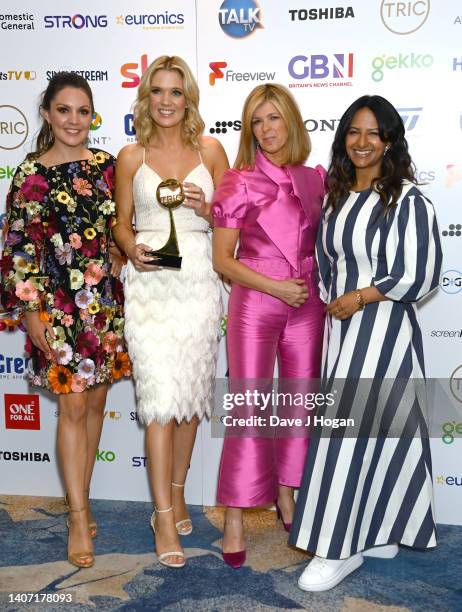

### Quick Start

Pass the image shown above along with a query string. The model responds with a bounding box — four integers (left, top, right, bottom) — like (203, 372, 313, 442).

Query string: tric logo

(209, 62, 227, 85)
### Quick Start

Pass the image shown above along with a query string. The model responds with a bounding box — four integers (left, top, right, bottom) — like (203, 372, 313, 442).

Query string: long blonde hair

(235, 84, 310, 169)
(133, 56, 204, 148)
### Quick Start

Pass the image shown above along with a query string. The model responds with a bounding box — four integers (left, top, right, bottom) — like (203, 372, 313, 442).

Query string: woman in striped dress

(289, 95, 442, 592)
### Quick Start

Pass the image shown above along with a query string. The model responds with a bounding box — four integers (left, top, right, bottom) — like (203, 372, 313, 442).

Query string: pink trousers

(216, 256, 325, 507)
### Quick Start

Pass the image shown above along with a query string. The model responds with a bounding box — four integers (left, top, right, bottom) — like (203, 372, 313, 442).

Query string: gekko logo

(380, 0, 430, 35)
(0, 71, 36, 81)
(441, 224, 461, 238)
(4, 393, 40, 430)
(46, 69, 108, 82)
(115, 12, 184, 28)
(440, 270, 462, 295)
(396, 107, 422, 131)
(43, 15, 108, 29)
(0, 353, 30, 376)
(371, 53, 433, 82)
(96, 449, 116, 462)
(90, 112, 102, 131)
(0, 105, 29, 151)
(121, 54, 149, 88)
(288, 54, 354, 88)
(0, 165, 16, 180)
(289, 7, 354, 21)
(218, 0, 262, 38)
(441, 421, 462, 444)
(435, 475, 462, 486)
(209, 61, 275, 85)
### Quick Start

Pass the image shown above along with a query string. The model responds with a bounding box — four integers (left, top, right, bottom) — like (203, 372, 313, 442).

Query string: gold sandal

(172, 482, 193, 536)
(67, 507, 95, 568)
(64, 491, 97, 538)
(150, 506, 186, 568)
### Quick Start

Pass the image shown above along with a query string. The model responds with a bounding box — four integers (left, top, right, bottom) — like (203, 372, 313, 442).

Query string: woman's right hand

(271, 278, 309, 307)
(24, 311, 55, 358)
(127, 243, 161, 272)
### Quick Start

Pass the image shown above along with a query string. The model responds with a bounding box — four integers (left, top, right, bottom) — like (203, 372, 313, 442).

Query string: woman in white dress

(114, 56, 228, 568)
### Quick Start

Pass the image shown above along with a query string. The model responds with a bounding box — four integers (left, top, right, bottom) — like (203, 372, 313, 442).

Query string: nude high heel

(67, 507, 95, 568)
(172, 482, 193, 535)
(150, 507, 186, 568)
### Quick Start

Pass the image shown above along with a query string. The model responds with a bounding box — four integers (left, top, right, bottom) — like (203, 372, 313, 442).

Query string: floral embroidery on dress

(0, 149, 131, 393)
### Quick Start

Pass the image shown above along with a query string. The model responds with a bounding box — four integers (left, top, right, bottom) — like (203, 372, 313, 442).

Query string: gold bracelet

(355, 289, 364, 311)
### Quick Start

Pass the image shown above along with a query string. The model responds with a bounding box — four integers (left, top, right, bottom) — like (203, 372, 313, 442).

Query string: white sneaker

(298, 554, 364, 592)
(363, 544, 398, 559)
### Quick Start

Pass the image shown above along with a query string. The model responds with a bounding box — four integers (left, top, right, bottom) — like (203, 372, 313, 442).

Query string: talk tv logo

(5, 394, 40, 430)
(0, 105, 29, 150)
(380, 0, 430, 35)
(218, 0, 262, 38)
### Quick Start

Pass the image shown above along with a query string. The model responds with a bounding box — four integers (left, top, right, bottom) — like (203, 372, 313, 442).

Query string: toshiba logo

(4, 393, 40, 430)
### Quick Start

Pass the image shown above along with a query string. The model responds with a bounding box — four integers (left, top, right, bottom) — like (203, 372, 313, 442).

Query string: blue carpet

(0, 496, 460, 611)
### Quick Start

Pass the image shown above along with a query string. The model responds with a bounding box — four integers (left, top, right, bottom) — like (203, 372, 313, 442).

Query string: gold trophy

(147, 178, 184, 269)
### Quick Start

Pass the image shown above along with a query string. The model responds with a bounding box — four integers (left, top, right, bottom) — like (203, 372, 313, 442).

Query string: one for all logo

(4, 394, 40, 430)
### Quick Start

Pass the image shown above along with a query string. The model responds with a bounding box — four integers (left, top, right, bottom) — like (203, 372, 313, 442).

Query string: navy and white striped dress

(289, 182, 442, 559)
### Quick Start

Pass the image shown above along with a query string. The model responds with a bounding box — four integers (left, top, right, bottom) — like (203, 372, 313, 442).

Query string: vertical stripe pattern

(289, 184, 442, 559)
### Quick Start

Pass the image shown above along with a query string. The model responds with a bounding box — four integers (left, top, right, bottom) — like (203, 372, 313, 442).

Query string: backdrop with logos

(0, 1, 461, 525)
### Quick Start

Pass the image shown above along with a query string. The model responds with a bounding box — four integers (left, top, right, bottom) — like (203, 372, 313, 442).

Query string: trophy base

(146, 251, 182, 269)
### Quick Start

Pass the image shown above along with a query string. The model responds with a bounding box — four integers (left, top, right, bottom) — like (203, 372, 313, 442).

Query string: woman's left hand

(109, 242, 127, 277)
(182, 181, 209, 218)
(327, 291, 361, 320)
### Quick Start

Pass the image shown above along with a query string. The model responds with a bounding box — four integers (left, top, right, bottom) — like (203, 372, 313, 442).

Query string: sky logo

(218, 0, 262, 38)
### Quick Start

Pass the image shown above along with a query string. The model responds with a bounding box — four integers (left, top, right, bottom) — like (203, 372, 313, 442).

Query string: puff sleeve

(372, 187, 442, 302)
(211, 169, 248, 229)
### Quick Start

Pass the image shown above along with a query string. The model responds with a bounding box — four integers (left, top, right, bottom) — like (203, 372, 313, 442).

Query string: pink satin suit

(212, 149, 326, 508)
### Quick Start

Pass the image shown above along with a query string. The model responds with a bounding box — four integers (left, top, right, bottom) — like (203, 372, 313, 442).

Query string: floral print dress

(0, 149, 131, 394)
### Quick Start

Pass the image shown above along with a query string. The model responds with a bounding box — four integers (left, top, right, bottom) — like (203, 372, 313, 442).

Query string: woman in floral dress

(0, 72, 130, 568)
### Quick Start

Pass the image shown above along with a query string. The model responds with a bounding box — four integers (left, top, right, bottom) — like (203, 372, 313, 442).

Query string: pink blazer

(212, 148, 326, 274)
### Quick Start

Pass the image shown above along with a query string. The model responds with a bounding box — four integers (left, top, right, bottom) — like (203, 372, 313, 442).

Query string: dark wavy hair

(28, 72, 94, 160)
(326, 95, 416, 211)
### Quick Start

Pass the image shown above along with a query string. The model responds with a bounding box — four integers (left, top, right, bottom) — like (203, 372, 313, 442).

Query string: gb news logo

(4, 394, 40, 430)
(218, 0, 262, 38)
(288, 53, 354, 88)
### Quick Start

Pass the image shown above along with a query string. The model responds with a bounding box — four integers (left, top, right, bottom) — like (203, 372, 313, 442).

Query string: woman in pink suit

(212, 84, 325, 567)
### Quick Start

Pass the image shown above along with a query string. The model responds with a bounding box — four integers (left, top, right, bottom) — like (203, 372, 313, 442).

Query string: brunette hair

(28, 72, 94, 160)
(326, 95, 415, 211)
(133, 55, 204, 148)
(234, 84, 310, 169)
